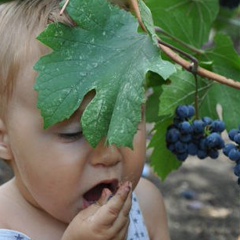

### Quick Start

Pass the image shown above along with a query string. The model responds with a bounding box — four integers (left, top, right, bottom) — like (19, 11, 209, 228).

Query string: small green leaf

(34, 0, 175, 148)
(146, 86, 162, 123)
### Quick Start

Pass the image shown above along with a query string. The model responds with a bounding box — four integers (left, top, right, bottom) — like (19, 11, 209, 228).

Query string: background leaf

(206, 33, 240, 80)
(146, 0, 219, 48)
(0, 0, 12, 3)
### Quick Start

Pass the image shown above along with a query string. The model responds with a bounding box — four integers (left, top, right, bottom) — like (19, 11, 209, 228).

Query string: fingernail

(122, 182, 131, 194)
(127, 181, 132, 189)
(124, 181, 132, 192)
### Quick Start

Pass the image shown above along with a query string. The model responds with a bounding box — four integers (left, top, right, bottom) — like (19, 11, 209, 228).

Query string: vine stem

(155, 27, 204, 55)
(158, 43, 240, 90)
(59, 0, 240, 90)
(131, 1, 240, 90)
(129, 0, 147, 32)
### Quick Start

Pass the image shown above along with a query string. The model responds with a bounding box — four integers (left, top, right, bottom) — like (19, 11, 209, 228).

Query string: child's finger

(110, 217, 130, 240)
(93, 181, 132, 227)
(105, 189, 132, 235)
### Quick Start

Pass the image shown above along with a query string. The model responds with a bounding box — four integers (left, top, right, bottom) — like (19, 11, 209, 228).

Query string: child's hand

(61, 181, 132, 240)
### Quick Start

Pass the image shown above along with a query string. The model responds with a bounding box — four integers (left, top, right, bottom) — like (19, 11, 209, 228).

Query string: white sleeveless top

(0, 192, 150, 240)
(127, 192, 150, 239)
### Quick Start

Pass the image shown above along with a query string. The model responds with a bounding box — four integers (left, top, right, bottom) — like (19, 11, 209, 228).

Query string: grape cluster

(166, 105, 225, 161)
(219, 0, 240, 9)
(223, 128, 240, 185)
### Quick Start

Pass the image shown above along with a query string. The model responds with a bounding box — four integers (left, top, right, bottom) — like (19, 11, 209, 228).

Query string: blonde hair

(0, 0, 129, 118)
(0, 0, 74, 117)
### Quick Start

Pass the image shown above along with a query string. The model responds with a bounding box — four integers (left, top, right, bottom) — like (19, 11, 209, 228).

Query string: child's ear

(0, 119, 12, 160)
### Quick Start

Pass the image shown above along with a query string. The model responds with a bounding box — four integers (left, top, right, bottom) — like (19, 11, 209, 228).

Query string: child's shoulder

(0, 181, 13, 228)
(135, 177, 171, 240)
(0, 180, 24, 228)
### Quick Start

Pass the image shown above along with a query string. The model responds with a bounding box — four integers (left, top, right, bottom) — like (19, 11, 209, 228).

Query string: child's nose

(89, 139, 121, 167)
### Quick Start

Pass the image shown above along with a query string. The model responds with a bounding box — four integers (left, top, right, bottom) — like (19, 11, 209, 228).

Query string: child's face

(4, 56, 146, 223)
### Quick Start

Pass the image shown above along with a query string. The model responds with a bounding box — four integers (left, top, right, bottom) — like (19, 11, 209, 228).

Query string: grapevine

(165, 63, 240, 185)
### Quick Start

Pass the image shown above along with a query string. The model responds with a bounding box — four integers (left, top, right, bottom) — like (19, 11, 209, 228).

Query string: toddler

(0, 0, 170, 239)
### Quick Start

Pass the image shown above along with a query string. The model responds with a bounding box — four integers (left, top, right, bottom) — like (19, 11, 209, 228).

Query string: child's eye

(58, 131, 83, 141)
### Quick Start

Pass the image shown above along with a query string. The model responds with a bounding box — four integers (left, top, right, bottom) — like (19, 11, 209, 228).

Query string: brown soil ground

(148, 155, 240, 240)
(0, 154, 239, 240)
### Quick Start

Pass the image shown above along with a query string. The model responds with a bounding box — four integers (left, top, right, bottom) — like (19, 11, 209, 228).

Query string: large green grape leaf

(146, 86, 162, 123)
(146, 0, 219, 48)
(34, 0, 175, 148)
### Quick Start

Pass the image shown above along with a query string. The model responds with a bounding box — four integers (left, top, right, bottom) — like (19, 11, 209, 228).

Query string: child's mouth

(83, 179, 118, 208)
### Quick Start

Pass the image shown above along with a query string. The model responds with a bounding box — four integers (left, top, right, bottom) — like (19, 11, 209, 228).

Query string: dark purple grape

(197, 150, 208, 159)
(187, 105, 195, 119)
(228, 148, 240, 162)
(176, 105, 189, 120)
(208, 149, 219, 159)
(234, 133, 240, 144)
(220, 0, 240, 9)
(229, 129, 239, 141)
(176, 152, 188, 161)
(166, 127, 180, 143)
(167, 143, 175, 152)
(174, 141, 188, 153)
(233, 164, 240, 177)
(179, 121, 192, 134)
(199, 138, 207, 150)
(192, 120, 205, 134)
(202, 117, 212, 126)
(205, 133, 222, 149)
(223, 143, 236, 157)
(187, 143, 198, 155)
(210, 120, 225, 133)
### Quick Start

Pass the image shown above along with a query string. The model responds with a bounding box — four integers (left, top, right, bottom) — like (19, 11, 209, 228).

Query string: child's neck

(0, 179, 67, 240)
